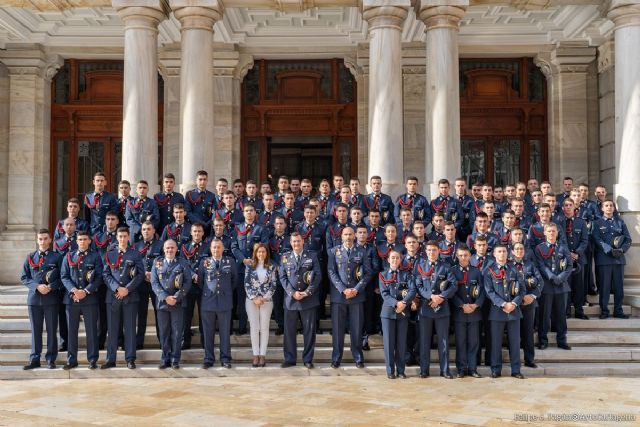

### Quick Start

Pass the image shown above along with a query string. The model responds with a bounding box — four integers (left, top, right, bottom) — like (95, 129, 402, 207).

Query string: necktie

(39, 251, 46, 258)
(215, 260, 220, 270)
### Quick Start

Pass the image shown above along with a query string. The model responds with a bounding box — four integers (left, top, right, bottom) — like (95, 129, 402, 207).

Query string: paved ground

(0, 376, 638, 426)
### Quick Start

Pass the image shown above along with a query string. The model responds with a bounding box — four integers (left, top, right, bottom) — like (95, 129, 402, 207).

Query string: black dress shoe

(171, 363, 180, 370)
(88, 361, 98, 370)
(304, 362, 314, 369)
(59, 345, 67, 352)
(181, 343, 192, 350)
(127, 361, 136, 369)
(575, 313, 589, 320)
(456, 372, 465, 379)
(599, 313, 609, 319)
(201, 362, 213, 369)
(275, 327, 284, 336)
(511, 373, 525, 379)
(614, 313, 630, 319)
(419, 372, 429, 378)
(362, 341, 370, 351)
(47, 362, 56, 369)
(63, 363, 78, 370)
(280, 362, 296, 368)
(440, 371, 453, 379)
(100, 361, 116, 370)
(469, 371, 482, 378)
(222, 362, 232, 369)
(524, 361, 538, 368)
(136, 344, 144, 350)
(397, 373, 407, 379)
(235, 328, 248, 336)
(558, 343, 572, 350)
(490, 372, 501, 378)
(158, 362, 170, 370)
(330, 361, 340, 369)
(387, 374, 396, 379)
(23, 361, 41, 370)
(355, 362, 365, 369)
(538, 343, 548, 350)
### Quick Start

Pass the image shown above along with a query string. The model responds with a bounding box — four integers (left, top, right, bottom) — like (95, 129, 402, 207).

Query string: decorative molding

(597, 39, 614, 73)
(233, 54, 254, 80)
(533, 53, 555, 78)
(343, 55, 363, 77)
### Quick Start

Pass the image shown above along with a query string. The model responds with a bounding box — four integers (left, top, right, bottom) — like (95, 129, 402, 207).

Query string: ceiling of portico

(0, 3, 613, 51)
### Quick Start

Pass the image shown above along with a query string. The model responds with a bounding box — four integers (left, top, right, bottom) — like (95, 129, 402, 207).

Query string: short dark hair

(196, 170, 208, 177)
(37, 228, 50, 236)
(77, 230, 90, 237)
(164, 173, 176, 180)
(116, 227, 130, 235)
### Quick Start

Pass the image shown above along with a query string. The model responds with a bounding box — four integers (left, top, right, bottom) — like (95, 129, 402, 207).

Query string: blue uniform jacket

(379, 269, 416, 319)
(376, 241, 406, 270)
(362, 192, 395, 224)
(53, 235, 78, 255)
(327, 245, 373, 304)
(133, 239, 164, 273)
(325, 222, 350, 250)
(279, 206, 304, 233)
(151, 257, 193, 311)
(592, 216, 632, 266)
(295, 221, 326, 255)
(160, 222, 192, 249)
(198, 256, 238, 312)
(394, 193, 430, 224)
(414, 259, 456, 318)
(237, 196, 264, 214)
(268, 233, 291, 266)
(54, 217, 88, 240)
(278, 250, 321, 311)
(511, 259, 543, 302)
(438, 239, 459, 265)
(484, 264, 525, 321)
(154, 191, 186, 232)
(559, 216, 589, 265)
(21, 250, 63, 306)
(61, 250, 103, 305)
(470, 253, 496, 275)
(102, 247, 144, 304)
(125, 197, 160, 242)
(450, 265, 485, 322)
(431, 195, 464, 230)
(534, 242, 573, 294)
(84, 191, 118, 234)
(231, 222, 269, 264)
(185, 189, 217, 230)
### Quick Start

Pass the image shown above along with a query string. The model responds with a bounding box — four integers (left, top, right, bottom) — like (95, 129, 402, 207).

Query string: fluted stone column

(114, 1, 166, 188)
(416, 0, 466, 198)
(171, 1, 222, 192)
(608, 1, 640, 291)
(363, 0, 409, 199)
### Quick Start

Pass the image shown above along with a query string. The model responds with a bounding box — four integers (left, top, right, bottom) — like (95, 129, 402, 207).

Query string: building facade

(0, 0, 638, 290)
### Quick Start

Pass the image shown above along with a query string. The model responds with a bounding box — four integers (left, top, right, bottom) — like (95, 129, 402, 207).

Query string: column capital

(171, 1, 223, 30)
(113, 0, 168, 30)
(362, 0, 410, 31)
(533, 53, 556, 79)
(608, 1, 640, 30)
(0, 47, 63, 82)
(414, 0, 468, 31)
(550, 42, 596, 73)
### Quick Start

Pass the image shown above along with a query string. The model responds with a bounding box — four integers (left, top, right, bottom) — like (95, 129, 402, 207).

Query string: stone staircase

(1, 285, 639, 379)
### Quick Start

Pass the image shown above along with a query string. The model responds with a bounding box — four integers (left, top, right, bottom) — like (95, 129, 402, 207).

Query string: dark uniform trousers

(28, 305, 59, 364)
(490, 319, 521, 374)
(568, 269, 585, 316)
(106, 301, 137, 362)
(331, 302, 364, 364)
(538, 292, 568, 346)
(66, 303, 99, 364)
(137, 280, 158, 346)
(57, 291, 68, 349)
(157, 309, 184, 364)
(202, 310, 232, 364)
(598, 265, 624, 317)
(381, 317, 408, 376)
(454, 320, 480, 373)
(520, 303, 536, 364)
(364, 284, 382, 335)
(183, 285, 202, 347)
(284, 308, 317, 364)
(418, 316, 450, 374)
(273, 283, 285, 329)
(98, 285, 108, 348)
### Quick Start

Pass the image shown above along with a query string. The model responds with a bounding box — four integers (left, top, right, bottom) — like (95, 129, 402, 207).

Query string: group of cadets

(21, 171, 632, 379)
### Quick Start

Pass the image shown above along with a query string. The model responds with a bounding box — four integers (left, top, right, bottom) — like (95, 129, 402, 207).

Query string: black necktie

(215, 260, 220, 269)
(39, 251, 46, 258)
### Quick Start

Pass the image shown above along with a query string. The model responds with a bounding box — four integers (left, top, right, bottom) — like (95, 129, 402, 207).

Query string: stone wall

(598, 40, 615, 191)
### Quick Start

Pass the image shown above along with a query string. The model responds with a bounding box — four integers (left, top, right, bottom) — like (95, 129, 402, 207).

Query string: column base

(614, 183, 640, 212)
(0, 228, 36, 284)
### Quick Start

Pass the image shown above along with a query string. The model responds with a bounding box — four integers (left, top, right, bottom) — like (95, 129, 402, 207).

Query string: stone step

(1, 346, 639, 365)
(1, 362, 639, 380)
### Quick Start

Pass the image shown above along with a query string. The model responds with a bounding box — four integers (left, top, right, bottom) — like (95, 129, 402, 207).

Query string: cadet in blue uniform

(125, 180, 160, 245)
(326, 203, 350, 249)
(199, 239, 238, 369)
(269, 216, 291, 335)
(84, 171, 118, 234)
(363, 175, 394, 224)
(327, 227, 372, 368)
(116, 180, 134, 227)
(453, 178, 474, 241)
(528, 203, 567, 250)
(151, 239, 193, 369)
(510, 198, 532, 234)
(160, 203, 192, 249)
(132, 221, 164, 348)
(279, 191, 304, 233)
(294, 178, 313, 211)
(560, 198, 589, 319)
(279, 233, 322, 368)
(258, 192, 278, 229)
(92, 211, 119, 349)
(414, 241, 456, 378)
(376, 224, 406, 271)
(511, 242, 542, 368)
(216, 191, 244, 235)
(401, 234, 422, 366)
(101, 227, 144, 369)
(395, 176, 430, 224)
(438, 222, 459, 265)
(53, 217, 77, 351)
(431, 179, 464, 231)
(466, 212, 498, 254)
(534, 223, 573, 350)
(21, 229, 63, 370)
(231, 204, 269, 335)
(450, 245, 484, 378)
(355, 224, 380, 351)
(592, 199, 632, 319)
(237, 180, 264, 214)
(154, 173, 186, 233)
(379, 250, 416, 379)
(185, 170, 218, 236)
(60, 230, 102, 370)
(54, 198, 89, 240)
(296, 205, 328, 321)
(484, 244, 526, 379)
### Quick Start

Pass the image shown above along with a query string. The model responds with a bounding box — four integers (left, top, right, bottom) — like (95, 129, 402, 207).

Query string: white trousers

(245, 299, 274, 356)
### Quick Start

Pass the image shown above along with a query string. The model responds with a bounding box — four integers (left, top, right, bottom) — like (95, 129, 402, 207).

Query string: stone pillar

(416, 0, 467, 198)
(608, 1, 640, 292)
(114, 1, 167, 189)
(535, 43, 596, 189)
(0, 47, 62, 284)
(363, 0, 409, 199)
(171, 1, 222, 192)
(159, 47, 182, 182)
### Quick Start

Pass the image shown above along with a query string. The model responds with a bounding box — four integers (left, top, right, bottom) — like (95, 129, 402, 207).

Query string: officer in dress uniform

(60, 230, 102, 370)
(179, 223, 210, 350)
(231, 204, 269, 335)
(237, 180, 264, 214)
(395, 177, 430, 224)
(151, 239, 193, 369)
(364, 209, 386, 245)
(396, 208, 414, 244)
(438, 222, 459, 265)
(101, 227, 144, 369)
(132, 221, 164, 349)
(354, 225, 380, 351)
(53, 217, 77, 352)
(527, 203, 567, 250)
(198, 239, 238, 369)
(450, 245, 484, 378)
(431, 179, 464, 231)
(376, 224, 407, 271)
(125, 180, 160, 245)
(575, 184, 598, 296)
(363, 176, 394, 225)
(92, 211, 119, 349)
(116, 181, 134, 228)
(470, 235, 496, 366)
(54, 198, 89, 240)
(185, 171, 218, 237)
(269, 215, 291, 335)
(454, 178, 475, 242)
(294, 178, 313, 211)
(21, 229, 63, 370)
(510, 198, 532, 234)
(279, 191, 304, 233)
(216, 191, 244, 235)
(511, 242, 542, 369)
(154, 173, 186, 233)
(559, 198, 589, 319)
(327, 227, 372, 368)
(401, 235, 422, 366)
(379, 250, 416, 379)
(279, 233, 322, 369)
(466, 213, 498, 254)
(84, 171, 118, 235)
(258, 192, 278, 230)
(534, 223, 573, 351)
(326, 203, 350, 249)
(484, 244, 526, 379)
(592, 199, 632, 319)
(414, 241, 456, 379)
(160, 203, 192, 249)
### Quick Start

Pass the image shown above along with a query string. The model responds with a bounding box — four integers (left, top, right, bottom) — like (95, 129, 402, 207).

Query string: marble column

(114, 1, 167, 188)
(416, 0, 467, 199)
(363, 0, 409, 199)
(608, 1, 640, 291)
(0, 47, 62, 284)
(171, 2, 222, 192)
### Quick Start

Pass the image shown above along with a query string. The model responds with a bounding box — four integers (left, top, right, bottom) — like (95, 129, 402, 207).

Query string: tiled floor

(0, 376, 638, 426)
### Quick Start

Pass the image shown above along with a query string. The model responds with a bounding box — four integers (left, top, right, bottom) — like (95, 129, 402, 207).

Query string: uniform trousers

(283, 307, 317, 364)
(157, 308, 184, 364)
(331, 302, 364, 364)
(490, 319, 521, 375)
(106, 302, 137, 363)
(418, 316, 450, 374)
(454, 320, 480, 373)
(28, 304, 58, 363)
(66, 303, 99, 364)
(381, 316, 408, 376)
(597, 265, 625, 316)
(201, 309, 232, 364)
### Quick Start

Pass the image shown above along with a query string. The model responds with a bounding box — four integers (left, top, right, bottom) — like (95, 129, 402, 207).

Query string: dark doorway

(268, 137, 333, 186)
